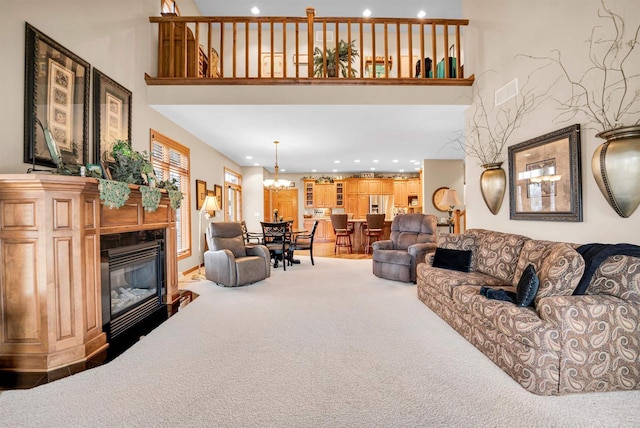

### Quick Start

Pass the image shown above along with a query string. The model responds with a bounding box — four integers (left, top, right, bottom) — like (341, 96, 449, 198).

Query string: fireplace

(101, 230, 166, 339)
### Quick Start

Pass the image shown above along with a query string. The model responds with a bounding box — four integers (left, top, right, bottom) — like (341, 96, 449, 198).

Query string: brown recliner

(372, 213, 438, 283)
(204, 222, 271, 287)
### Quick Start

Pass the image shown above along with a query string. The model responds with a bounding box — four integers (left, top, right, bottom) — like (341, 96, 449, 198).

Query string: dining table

(249, 228, 308, 264)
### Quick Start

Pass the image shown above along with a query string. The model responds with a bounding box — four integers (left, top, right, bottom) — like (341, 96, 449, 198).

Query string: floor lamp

(192, 195, 221, 280)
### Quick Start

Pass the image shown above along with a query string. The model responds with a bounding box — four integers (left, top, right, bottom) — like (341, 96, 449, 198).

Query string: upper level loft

(145, 7, 474, 87)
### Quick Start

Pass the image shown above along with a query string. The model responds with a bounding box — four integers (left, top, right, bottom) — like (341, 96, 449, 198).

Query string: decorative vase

(592, 125, 640, 218)
(480, 162, 506, 215)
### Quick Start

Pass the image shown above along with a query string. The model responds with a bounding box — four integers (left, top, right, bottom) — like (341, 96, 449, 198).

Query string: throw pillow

(432, 247, 473, 272)
(516, 264, 539, 307)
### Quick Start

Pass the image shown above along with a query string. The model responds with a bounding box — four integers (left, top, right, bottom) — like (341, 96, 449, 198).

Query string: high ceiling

(155, 0, 467, 174)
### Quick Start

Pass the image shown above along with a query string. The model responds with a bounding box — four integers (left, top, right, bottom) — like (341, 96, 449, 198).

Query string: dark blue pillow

(516, 264, 539, 307)
(432, 248, 472, 273)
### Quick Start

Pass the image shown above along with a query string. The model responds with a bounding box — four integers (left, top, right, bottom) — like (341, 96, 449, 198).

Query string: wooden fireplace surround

(0, 175, 179, 373)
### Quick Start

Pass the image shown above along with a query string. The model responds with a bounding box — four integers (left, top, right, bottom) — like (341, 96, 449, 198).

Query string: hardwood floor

(295, 241, 373, 260)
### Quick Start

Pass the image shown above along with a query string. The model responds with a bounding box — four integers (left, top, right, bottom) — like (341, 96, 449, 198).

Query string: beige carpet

(0, 257, 638, 427)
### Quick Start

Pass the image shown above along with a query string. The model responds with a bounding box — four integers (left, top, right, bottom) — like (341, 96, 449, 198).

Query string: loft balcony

(145, 8, 474, 87)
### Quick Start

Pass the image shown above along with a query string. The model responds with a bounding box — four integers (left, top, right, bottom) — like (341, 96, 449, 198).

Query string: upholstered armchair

(204, 222, 271, 287)
(372, 213, 438, 283)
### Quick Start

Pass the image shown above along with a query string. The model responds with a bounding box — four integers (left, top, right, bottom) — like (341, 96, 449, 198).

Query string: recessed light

(334, 160, 341, 164)
(281, 169, 286, 172)
(409, 159, 416, 163)
(399, 169, 405, 172)
(392, 159, 399, 163)
(246, 155, 253, 159)
(417, 10, 426, 18)
(373, 159, 379, 163)
(354, 159, 360, 163)
(362, 9, 372, 17)
(414, 167, 421, 171)
(251, 6, 260, 15)
(332, 169, 338, 172)
(311, 169, 317, 172)
(370, 167, 376, 171)
(254, 163, 260, 166)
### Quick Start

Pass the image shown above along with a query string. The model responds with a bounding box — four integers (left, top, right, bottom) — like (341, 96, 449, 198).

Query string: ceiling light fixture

(262, 141, 291, 192)
(362, 9, 372, 17)
(417, 10, 426, 18)
(251, 6, 260, 15)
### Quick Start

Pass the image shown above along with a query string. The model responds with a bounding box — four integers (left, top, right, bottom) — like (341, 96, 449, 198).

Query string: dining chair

(291, 220, 318, 265)
(364, 213, 386, 254)
(330, 214, 352, 254)
(260, 221, 291, 270)
(241, 220, 262, 244)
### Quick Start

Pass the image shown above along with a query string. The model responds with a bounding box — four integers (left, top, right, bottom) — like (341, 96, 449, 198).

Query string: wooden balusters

(148, 11, 471, 84)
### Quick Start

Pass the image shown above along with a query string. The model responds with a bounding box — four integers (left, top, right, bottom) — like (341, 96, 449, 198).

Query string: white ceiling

(157, 0, 467, 175)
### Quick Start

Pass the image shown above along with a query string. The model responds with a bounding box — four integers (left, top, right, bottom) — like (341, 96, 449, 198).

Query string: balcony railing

(147, 8, 473, 85)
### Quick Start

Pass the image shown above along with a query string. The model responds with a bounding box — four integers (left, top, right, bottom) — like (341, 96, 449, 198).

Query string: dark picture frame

(196, 179, 207, 210)
(92, 68, 132, 163)
(508, 124, 582, 222)
(214, 184, 223, 213)
(24, 23, 90, 168)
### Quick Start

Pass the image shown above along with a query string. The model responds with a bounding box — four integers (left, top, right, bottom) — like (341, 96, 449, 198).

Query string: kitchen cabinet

(394, 180, 408, 207)
(380, 179, 394, 195)
(304, 181, 314, 208)
(335, 180, 345, 207)
(313, 183, 335, 207)
(303, 219, 335, 242)
(407, 179, 420, 196)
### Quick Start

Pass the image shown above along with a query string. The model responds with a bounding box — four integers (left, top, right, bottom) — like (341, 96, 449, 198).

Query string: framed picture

(508, 124, 582, 222)
(196, 179, 207, 210)
(24, 23, 89, 169)
(261, 52, 284, 78)
(93, 68, 132, 163)
(214, 184, 223, 212)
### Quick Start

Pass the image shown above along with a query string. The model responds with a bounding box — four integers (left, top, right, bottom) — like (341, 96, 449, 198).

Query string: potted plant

(530, 2, 640, 217)
(313, 39, 359, 78)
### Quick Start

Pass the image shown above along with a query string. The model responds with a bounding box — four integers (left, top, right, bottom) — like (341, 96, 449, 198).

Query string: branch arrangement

(453, 68, 555, 166)
(524, 0, 640, 132)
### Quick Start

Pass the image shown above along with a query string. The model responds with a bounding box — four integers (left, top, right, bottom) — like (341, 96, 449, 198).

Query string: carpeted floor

(0, 257, 638, 427)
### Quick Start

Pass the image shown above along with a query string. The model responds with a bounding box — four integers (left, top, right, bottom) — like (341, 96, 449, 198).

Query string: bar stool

(330, 214, 352, 254)
(364, 213, 385, 254)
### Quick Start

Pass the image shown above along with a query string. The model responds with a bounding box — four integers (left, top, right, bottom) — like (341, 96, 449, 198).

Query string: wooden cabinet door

(357, 194, 369, 218)
(407, 179, 420, 195)
(394, 181, 408, 206)
(381, 179, 394, 195)
(304, 181, 314, 208)
(368, 180, 382, 194)
(357, 179, 369, 194)
(346, 194, 358, 215)
(335, 181, 345, 207)
(270, 188, 298, 229)
(322, 184, 335, 207)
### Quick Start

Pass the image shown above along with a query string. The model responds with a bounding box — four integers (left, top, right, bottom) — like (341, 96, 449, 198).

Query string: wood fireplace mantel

(0, 174, 179, 373)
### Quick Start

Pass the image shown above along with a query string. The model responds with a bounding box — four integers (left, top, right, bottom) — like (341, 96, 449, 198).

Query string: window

(224, 168, 242, 222)
(150, 130, 191, 259)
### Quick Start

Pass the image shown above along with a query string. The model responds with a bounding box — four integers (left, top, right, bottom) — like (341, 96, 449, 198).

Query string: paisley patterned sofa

(416, 228, 640, 395)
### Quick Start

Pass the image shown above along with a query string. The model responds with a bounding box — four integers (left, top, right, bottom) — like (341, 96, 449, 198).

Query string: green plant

(109, 140, 157, 185)
(313, 40, 359, 78)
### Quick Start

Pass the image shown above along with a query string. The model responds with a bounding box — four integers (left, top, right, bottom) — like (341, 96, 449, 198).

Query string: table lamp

(442, 188, 462, 225)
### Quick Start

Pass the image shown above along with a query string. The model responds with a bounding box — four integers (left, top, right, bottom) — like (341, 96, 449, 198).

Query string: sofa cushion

(432, 248, 473, 272)
(452, 285, 560, 351)
(418, 262, 508, 299)
(468, 229, 529, 283)
(516, 264, 540, 307)
(535, 243, 585, 306)
(585, 255, 640, 304)
(512, 240, 556, 287)
(437, 232, 478, 270)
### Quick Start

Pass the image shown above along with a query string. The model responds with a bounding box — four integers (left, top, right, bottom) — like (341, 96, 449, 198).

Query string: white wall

(0, 0, 241, 274)
(462, 0, 640, 244)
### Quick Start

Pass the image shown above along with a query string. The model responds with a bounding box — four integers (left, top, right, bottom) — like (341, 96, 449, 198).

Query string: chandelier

(263, 140, 291, 191)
